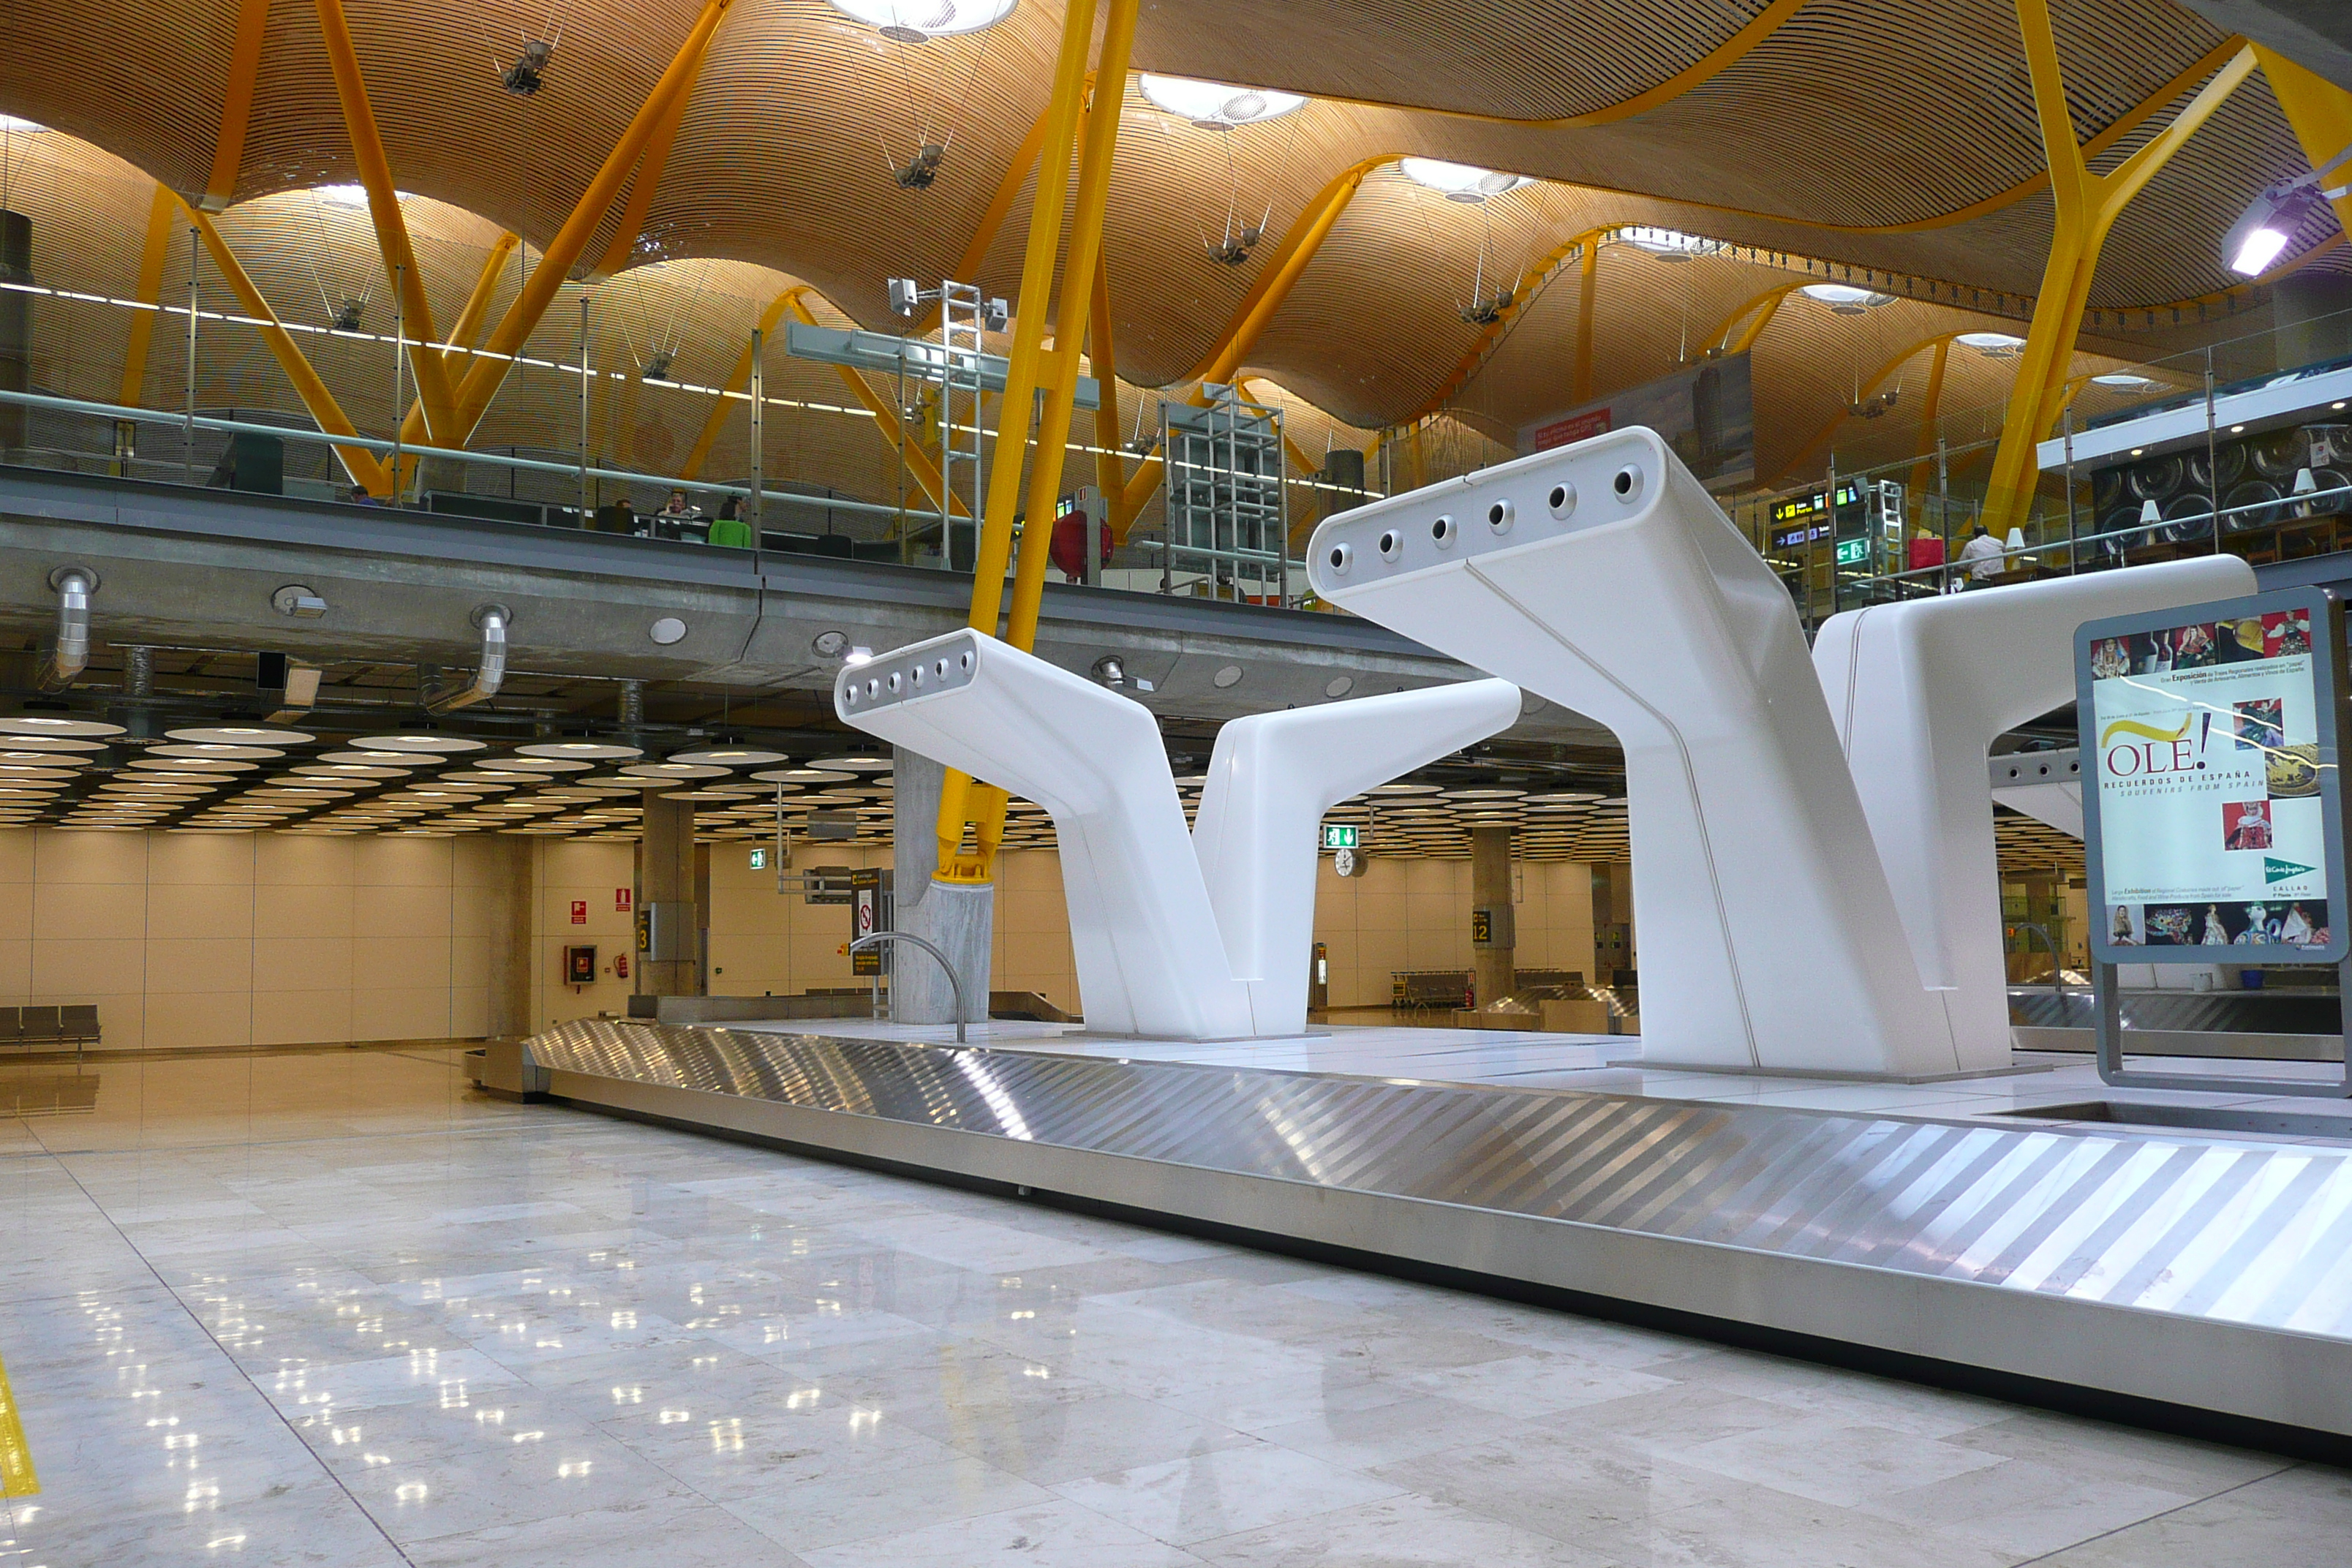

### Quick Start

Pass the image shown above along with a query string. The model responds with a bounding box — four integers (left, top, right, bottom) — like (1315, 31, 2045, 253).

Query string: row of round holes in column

(1327, 461, 1647, 575)
(844, 649, 976, 709)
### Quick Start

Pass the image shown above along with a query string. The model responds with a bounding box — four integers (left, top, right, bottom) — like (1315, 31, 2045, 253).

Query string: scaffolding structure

(1151, 382, 1290, 603)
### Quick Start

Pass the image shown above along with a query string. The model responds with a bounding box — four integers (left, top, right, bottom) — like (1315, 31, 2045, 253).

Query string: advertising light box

(2078, 587, 2348, 966)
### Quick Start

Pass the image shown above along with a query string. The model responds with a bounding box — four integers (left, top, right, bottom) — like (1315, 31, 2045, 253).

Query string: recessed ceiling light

(1401, 158, 1532, 202)
(665, 747, 790, 766)
(1139, 75, 1305, 129)
(0, 116, 49, 134)
(1619, 226, 1722, 260)
(824, 0, 1015, 41)
(166, 725, 315, 745)
(0, 715, 123, 737)
(353, 734, 488, 753)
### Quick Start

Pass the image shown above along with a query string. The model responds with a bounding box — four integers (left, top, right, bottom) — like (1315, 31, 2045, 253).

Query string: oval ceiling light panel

(516, 740, 643, 761)
(666, 747, 790, 766)
(0, 715, 124, 738)
(167, 725, 315, 745)
(826, 0, 1016, 41)
(1401, 158, 1533, 202)
(1139, 74, 1305, 129)
(353, 734, 489, 753)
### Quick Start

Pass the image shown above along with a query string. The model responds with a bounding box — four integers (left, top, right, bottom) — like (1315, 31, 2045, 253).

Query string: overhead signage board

(1517, 352, 1755, 491)
(1321, 823, 1358, 850)
(2080, 587, 2347, 966)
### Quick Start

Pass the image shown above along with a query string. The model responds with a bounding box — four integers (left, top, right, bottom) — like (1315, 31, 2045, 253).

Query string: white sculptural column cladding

(1812, 555, 2253, 1068)
(1308, 428, 1964, 1076)
(837, 627, 1518, 1039)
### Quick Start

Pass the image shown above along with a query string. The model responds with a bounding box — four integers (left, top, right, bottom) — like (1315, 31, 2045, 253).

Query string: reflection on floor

(1, 1047, 2348, 1567)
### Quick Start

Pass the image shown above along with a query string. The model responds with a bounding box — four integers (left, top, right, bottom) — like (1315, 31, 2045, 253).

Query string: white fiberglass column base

(1813, 556, 2253, 1067)
(1308, 429, 1959, 1077)
(837, 629, 1518, 1039)
(1194, 679, 1523, 1031)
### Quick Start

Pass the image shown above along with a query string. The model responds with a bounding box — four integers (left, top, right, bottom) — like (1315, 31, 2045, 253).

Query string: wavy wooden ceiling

(0, 0, 2338, 468)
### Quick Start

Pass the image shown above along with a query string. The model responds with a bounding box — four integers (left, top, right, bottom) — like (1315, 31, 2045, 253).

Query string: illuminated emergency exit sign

(1321, 823, 1358, 850)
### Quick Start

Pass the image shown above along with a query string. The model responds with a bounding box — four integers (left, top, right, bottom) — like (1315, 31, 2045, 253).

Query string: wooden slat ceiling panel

(0, 0, 230, 197)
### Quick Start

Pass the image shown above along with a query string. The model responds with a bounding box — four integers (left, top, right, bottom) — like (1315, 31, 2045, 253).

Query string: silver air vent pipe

(425, 604, 509, 715)
(38, 568, 94, 691)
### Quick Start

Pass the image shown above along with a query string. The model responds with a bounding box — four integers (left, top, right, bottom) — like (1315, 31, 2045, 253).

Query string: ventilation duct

(37, 566, 94, 691)
(424, 604, 508, 714)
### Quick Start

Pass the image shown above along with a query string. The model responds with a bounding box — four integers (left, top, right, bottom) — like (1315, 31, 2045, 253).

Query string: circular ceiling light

(130, 756, 256, 772)
(666, 747, 789, 766)
(497, 755, 593, 772)
(1800, 282, 1895, 313)
(1957, 331, 2026, 356)
(353, 734, 489, 753)
(622, 763, 731, 780)
(517, 740, 642, 761)
(167, 725, 315, 745)
(293, 764, 411, 780)
(314, 750, 418, 766)
(1401, 158, 1533, 202)
(149, 743, 285, 760)
(1139, 75, 1305, 129)
(807, 755, 892, 772)
(2092, 372, 2160, 389)
(1620, 226, 1723, 260)
(825, 0, 1016, 42)
(0, 715, 122, 738)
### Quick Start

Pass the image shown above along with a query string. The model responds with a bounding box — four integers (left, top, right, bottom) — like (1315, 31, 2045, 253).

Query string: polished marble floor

(1, 1047, 2348, 1567)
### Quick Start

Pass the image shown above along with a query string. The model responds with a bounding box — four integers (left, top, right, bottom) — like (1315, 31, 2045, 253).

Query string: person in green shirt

(706, 494, 754, 549)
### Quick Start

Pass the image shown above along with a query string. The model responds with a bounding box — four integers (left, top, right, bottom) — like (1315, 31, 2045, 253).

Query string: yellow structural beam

(1413, 227, 1603, 421)
(116, 182, 181, 408)
(181, 200, 389, 493)
(1771, 332, 1960, 486)
(1119, 159, 1376, 521)
(935, 0, 1125, 881)
(202, 0, 271, 211)
(679, 286, 802, 480)
(1573, 234, 1601, 402)
(588, 47, 709, 279)
(1980, 10, 2255, 535)
(1005, 13, 1139, 653)
(1717, 279, 1803, 356)
(783, 294, 968, 517)
(1907, 335, 1952, 498)
(416, 0, 736, 453)
(2255, 46, 2352, 238)
(1088, 252, 1130, 538)
(387, 232, 517, 491)
(312, 0, 458, 445)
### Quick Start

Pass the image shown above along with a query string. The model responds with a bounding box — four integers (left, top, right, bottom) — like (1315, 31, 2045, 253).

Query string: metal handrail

(850, 930, 968, 1044)
(0, 386, 909, 521)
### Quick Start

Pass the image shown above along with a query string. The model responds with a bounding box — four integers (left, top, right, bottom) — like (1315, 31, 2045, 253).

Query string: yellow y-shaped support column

(1979, 6, 2254, 537)
(935, 0, 1137, 882)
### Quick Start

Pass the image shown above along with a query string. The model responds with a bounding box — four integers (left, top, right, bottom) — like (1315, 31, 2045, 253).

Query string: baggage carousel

(498, 1017, 2352, 1451)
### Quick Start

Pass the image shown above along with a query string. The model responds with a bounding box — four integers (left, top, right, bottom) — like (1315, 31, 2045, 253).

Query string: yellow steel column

(1574, 231, 1601, 402)
(313, 0, 459, 442)
(389, 231, 517, 491)
(781, 293, 965, 515)
(1088, 253, 1130, 538)
(1907, 335, 1951, 497)
(116, 183, 181, 408)
(2255, 47, 2352, 236)
(1118, 159, 1373, 520)
(934, 0, 1109, 879)
(201, 0, 271, 211)
(181, 200, 390, 492)
(1980, 5, 2253, 536)
(680, 287, 802, 480)
(1722, 280, 1798, 355)
(1003, 2, 1140, 653)
(426, 0, 735, 448)
(587, 47, 710, 279)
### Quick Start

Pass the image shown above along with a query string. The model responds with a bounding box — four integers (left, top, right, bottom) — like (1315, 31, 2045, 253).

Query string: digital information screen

(2080, 587, 2348, 968)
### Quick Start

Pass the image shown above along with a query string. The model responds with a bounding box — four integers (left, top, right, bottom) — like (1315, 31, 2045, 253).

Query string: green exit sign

(749, 847, 769, 870)
(1322, 823, 1358, 850)
(1834, 538, 1869, 566)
